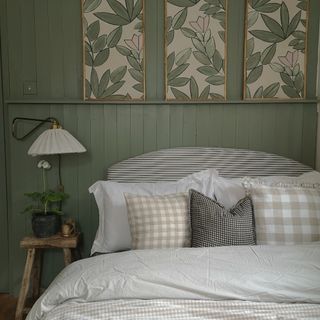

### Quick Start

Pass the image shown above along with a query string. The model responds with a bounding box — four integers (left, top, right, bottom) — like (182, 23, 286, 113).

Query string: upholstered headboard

(107, 147, 312, 182)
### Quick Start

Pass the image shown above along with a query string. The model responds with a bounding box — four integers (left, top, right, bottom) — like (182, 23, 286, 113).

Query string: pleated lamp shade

(28, 128, 86, 156)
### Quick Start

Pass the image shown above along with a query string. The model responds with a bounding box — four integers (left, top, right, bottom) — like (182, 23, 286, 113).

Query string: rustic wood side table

(15, 233, 81, 320)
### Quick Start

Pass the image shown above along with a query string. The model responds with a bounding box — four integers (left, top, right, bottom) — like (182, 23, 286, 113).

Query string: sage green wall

(0, 0, 319, 295)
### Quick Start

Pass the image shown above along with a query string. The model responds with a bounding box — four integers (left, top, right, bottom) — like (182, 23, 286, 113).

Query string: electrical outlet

(23, 81, 37, 95)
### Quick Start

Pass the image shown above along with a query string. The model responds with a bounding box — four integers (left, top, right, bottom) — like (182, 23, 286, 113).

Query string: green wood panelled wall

(0, 0, 319, 295)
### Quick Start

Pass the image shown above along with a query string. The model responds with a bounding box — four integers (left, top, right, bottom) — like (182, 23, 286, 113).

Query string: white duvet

(27, 244, 320, 320)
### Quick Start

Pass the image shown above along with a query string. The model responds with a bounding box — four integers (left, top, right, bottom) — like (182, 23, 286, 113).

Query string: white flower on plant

(278, 50, 298, 68)
(37, 160, 51, 170)
(189, 15, 210, 33)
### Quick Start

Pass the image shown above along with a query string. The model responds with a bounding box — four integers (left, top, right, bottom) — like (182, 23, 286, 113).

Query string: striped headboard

(107, 147, 312, 182)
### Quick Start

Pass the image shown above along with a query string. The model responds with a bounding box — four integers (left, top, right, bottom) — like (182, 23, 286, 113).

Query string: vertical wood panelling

(196, 105, 211, 146)
(156, 105, 170, 150)
(169, 105, 183, 147)
(182, 105, 197, 147)
(143, 105, 157, 152)
(130, 105, 144, 156)
(117, 105, 131, 161)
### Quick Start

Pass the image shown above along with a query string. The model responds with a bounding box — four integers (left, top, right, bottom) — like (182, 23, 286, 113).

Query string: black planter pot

(32, 213, 61, 238)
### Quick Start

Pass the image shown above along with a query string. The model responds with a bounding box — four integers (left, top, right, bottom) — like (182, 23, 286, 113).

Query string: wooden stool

(15, 233, 81, 320)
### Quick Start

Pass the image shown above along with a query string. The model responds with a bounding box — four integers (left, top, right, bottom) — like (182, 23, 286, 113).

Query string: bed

(26, 147, 320, 320)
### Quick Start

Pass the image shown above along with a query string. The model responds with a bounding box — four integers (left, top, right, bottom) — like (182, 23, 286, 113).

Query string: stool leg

(15, 248, 36, 320)
(63, 248, 72, 266)
(32, 249, 42, 300)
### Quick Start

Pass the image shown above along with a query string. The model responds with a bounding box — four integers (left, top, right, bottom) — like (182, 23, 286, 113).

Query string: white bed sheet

(27, 244, 320, 320)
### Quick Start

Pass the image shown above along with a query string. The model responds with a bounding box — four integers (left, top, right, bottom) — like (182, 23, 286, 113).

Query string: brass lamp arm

(11, 117, 60, 140)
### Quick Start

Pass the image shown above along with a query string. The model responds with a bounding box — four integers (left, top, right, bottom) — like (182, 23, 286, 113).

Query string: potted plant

(23, 160, 69, 238)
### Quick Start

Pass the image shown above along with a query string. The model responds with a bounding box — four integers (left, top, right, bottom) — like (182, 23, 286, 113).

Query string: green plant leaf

(167, 52, 175, 72)
(181, 27, 197, 38)
(175, 48, 192, 66)
(171, 87, 190, 100)
(189, 76, 199, 99)
(284, 65, 292, 76)
(87, 20, 100, 41)
(210, 93, 225, 100)
(101, 81, 125, 97)
(204, 29, 211, 43)
(205, 6, 221, 15)
(116, 45, 131, 56)
(167, 16, 173, 31)
(93, 35, 107, 52)
(85, 50, 93, 66)
(213, 50, 223, 72)
(263, 82, 280, 97)
(218, 0, 225, 9)
(197, 65, 219, 76)
(94, 48, 110, 66)
(107, 0, 130, 21)
(107, 26, 122, 47)
(249, 30, 283, 43)
(167, 30, 174, 45)
(294, 71, 304, 92)
(247, 52, 261, 70)
(83, 0, 102, 13)
(91, 68, 99, 97)
(128, 68, 143, 82)
(199, 85, 210, 99)
(193, 51, 211, 65)
(280, 72, 294, 87)
(133, 83, 144, 93)
(280, 2, 289, 35)
(253, 86, 263, 98)
(292, 63, 300, 76)
(292, 31, 305, 40)
(168, 63, 189, 81)
(94, 12, 130, 25)
(246, 65, 263, 84)
(246, 38, 255, 57)
(287, 11, 301, 37)
(205, 37, 216, 58)
(255, 3, 280, 13)
(126, 0, 134, 19)
(168, 77, 190, 87)
(172, 8, 187, 29)
(192, 38, 206, 54)
(282, 85, 300, 98)
(110, 65, 127, 83)
(297, 1, 307, 11)
(261, 43, 276, 65)
(218, 30, 225, 42)
(248, 11, 259, 28)
(132, 0, 143, 20)
(85, 79, 91, 98)
(261, 14, 284, 38)
(98, 70, 110, 97)
(127, 56, 141, 71)
(269, 62, 284, 73)
(167, 0, 200, 7)
(245, 85, 251, 98)
(206, 75, 224, 85)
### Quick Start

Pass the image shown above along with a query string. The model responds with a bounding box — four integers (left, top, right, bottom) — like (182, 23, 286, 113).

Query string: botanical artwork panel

(166, 0, 227, 101)
(83, 0, 144, 100)
(244, 0, 308, 99)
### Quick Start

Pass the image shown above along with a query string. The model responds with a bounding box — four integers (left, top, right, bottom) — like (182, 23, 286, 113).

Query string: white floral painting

(166, 0, 227, 101)
(82, 0, 144, 100)
(244, 0, 308, 99)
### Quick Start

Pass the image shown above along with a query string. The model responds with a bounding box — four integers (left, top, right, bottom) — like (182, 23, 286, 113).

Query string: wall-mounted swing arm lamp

(11, 117, 87, 190)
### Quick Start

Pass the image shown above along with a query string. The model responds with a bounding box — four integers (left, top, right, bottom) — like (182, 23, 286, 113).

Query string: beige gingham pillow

(250, 185, 320, 244)
(125, 193, 190, 249)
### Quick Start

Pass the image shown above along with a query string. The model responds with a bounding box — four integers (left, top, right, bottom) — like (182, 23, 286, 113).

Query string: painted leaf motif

(132, 0, 143, 20)
(192, 38, 206, 54)
(110, 65, 127, 83)
(247, 52, 261, 70)
(197, 66, 219, 76)
(282, 85, 300, 98)
(297, 1, 307, 10)
(167, 16, 173, 31)
(181, 27, 197, 38)
(168, 77, 190, 87)
(167, 52, 175, 72)
(206, 75, 224, 85)
(83, 0, 102, 13)
(199, 85, 210, 99)
(133, 83, 144, 93)
(292, 31, 305, 40)
(246, 65, 263, 84)
(107, 0, 130, 21)
(261, 43, 276, 65)
(254, 3, 280, 13)
(87, 20, 100, 41)
(210, 93, 225, 100)
(90, 68, 99, 97)
(167, 0, 200, 8)
(94, 12, 130, 26)
(280, 2, 289, 35)
(280, 72, 294, 87)
(172, 8, 187, 29)
(249, 30, 283, 43)
(175, 48, 192, 66)
(116, 45, 131, 56)
(286, 11, 301, 36)
(126, 0, 134, 19)
(167, 30, 174, 45)
(246, 85, 251, 98)
(292, 63, 300, 76)
(93, 35, 107, 52)
(247, 38, 255, 57)
(294, 71, 304, 91)
(213, 51, 223, 72)
(218, 30, 225, 42)
(107, 27, 122, 47)
(98, 70, 110, 96)
(85, 50, 93, 66)
(270, 62, 284, 73)
(101, 81, 125, 97)
(193, 51, 211, 65)
(127, 56, 141, 71)
(205, 38, 216, 58)
(261, 14, 284, 38)
(128, 68, 143, 83)
(85, 79, 91, 97)
(168, 64, 189, 80)
(263, 82, 280, 97)
(171, 87, 190, 100)
(94, 48, 110, 66)
(248, 11, 259, 28)
(253, 86, 263, 98)
(189, 76, 199, 99)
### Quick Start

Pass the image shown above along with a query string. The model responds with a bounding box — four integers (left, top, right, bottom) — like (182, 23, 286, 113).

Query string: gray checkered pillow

(190, 189, 256, 247)
(125, 193, 190, 249)
(250, 185, 320, 244)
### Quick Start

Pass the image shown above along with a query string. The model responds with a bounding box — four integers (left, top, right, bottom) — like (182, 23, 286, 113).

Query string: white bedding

(27, 244, 320, 320)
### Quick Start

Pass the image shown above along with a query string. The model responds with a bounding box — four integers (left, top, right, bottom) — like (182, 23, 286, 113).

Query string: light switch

(23, 81, 37, 95)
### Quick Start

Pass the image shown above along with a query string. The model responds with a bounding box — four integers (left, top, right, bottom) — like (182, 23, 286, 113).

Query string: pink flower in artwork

(189, 15, 210, 33)
(278, 50, 298, 68)
(124, 34, 143, 53)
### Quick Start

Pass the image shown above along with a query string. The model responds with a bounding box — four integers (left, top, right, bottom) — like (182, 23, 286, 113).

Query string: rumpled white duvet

(27, 244, 320, 320)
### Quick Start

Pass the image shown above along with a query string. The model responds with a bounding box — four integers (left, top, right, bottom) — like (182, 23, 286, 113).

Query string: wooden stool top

(20, 233, 80, 249)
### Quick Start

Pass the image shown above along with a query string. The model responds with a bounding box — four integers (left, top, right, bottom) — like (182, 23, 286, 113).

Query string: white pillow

(89, 169, 219, 254)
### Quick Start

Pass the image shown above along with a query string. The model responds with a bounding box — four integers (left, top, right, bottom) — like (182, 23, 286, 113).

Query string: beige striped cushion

(251, 185, 320, 244)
